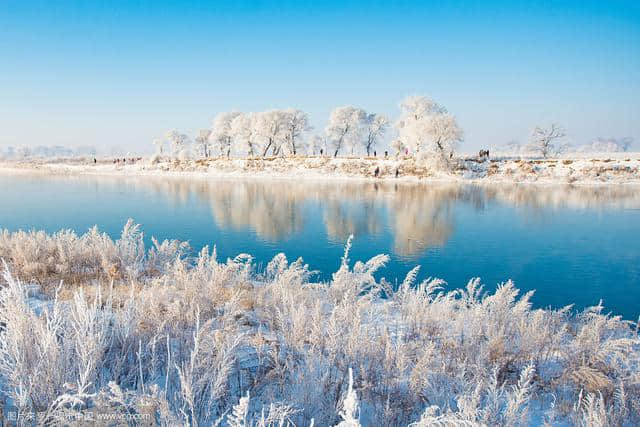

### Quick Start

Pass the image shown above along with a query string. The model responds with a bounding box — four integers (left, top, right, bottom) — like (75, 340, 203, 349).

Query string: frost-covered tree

(309, 135, 326, 156)
(230, 113, 259, 157)
(153, 138, 165, 155)
(363, 113, 389, 156)
(194, 129, 213, 158)
(325, 106, 366, 157)
(428, 113, 463, 155)
(505, 140, 522, 154)
(527, 124, 567, 158)
(391, 139, 406, 156)
(395, 96, 462, 164)
(584, 137, 633, 153)
(3, 146, 15, 159)
(282, 109, 311, 156)
(211, 112, 241, 158)
(254, 110, 288, 157)
(165, 130, 190, 159)
(75, 146, 97, 157)
(16, 146, 31, 159)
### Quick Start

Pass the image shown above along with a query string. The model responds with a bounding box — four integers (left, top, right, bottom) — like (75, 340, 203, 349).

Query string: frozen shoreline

(1, 153, 640, 185)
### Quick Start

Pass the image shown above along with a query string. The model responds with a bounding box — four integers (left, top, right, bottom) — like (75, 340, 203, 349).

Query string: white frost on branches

(335, 368, 360, 427)
(527, 124, 568, 158)
(195, 129, 213, 158)
(283, 108, 311, 156)
(395, 95, 463, 166)
(325, 106, 366, 157)
(580, 137, 633, 153)
(230, 113, 260, 157)
(0, 223, 639, 425)
(253, 110, 288, 157)
(212, 112, 242, 158)
(166, 130, 190, 160)
(363, 113, 389, 156)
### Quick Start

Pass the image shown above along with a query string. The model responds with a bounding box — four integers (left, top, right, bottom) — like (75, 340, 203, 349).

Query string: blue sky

(1, 0, 639, 152)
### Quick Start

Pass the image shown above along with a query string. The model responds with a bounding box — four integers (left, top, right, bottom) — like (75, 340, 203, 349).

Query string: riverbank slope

(2, 153, 639, 184)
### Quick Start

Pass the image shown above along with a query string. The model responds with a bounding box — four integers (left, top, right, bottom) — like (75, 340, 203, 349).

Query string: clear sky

(1, 0, 639, 152)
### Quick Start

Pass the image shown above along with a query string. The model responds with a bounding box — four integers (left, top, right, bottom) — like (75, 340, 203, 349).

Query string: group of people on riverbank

(373, 166, 401, 178)
(86, 157, 144, 165)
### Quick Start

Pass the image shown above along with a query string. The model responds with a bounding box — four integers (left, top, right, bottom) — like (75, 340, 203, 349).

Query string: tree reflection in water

(112, 177, 640, 258)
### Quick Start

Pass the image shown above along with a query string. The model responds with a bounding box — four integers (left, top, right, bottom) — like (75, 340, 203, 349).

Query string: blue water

(1, 172, 639, 319)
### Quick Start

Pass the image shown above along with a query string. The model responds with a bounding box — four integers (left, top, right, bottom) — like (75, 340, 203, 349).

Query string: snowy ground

(1, 152, 639, 184)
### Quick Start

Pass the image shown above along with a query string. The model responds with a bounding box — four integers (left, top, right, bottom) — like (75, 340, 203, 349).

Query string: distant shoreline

(1, 154, 639, 185)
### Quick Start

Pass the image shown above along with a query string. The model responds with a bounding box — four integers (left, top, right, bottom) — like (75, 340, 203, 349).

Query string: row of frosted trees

(154, 96, 464, 162)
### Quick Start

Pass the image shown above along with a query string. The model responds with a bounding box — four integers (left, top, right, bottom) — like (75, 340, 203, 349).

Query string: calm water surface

(1, 172, 639, 319)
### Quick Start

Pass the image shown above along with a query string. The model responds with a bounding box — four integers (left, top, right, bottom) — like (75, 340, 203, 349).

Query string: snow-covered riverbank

(2, 153, 639, 184)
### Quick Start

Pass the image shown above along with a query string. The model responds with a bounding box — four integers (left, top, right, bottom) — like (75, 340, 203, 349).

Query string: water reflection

(387, 184, 457, 257)
(4, 172, 639, 318)
(202, 183, 305, 240)
(9, 172, 638, 258)
(94, 176, 640, 258)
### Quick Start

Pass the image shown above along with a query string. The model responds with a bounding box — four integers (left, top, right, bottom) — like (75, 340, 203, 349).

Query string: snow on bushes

(0, 222, 638, 425)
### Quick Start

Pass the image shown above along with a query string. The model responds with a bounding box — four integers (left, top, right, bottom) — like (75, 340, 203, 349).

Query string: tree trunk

(262, 140, 272, 157)
(366, 134, 373, 157)
(334, 136, 344, 157)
